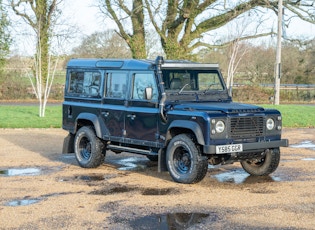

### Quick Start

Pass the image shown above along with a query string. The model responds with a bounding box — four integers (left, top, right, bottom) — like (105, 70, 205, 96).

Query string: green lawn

(0, 105, 62, 128)
(262, 104, 315, 128)
(0, 104, 314, 128)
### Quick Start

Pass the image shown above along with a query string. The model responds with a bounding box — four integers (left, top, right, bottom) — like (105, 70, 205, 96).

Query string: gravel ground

(0, 128, 315, 229)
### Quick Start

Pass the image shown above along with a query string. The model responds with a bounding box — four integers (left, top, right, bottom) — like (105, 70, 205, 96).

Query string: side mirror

(145, 87, 153, 100)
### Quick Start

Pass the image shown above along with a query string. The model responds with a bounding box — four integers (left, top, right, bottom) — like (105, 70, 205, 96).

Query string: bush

(233, 85, 315, 103)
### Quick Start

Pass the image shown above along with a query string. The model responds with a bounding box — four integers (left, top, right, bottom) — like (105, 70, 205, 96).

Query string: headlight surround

(266, 118, 275, 130)
(215, 120, 225, 133)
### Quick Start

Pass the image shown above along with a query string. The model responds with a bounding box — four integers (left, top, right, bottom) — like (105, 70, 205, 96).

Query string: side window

(68, 71, 101, 97)
(132, 73, 158, 100)
(106, 72, 128, 99)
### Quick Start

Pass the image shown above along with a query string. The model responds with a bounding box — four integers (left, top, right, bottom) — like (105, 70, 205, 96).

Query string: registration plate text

(216, 144, 243, 154)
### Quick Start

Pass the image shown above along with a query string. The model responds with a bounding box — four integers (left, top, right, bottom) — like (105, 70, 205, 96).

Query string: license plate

(216, 144, 243, 154)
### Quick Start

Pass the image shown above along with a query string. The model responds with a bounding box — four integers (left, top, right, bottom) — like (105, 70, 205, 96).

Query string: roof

(66, 57, 219, 70)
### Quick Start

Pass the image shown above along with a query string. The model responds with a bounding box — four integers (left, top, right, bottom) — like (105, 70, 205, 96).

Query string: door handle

(102, 111, 109, 117)
(67, 106, 72, 118)
(127, 114, 136, 120)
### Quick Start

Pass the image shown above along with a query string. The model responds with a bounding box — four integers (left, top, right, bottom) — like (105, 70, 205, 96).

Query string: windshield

(162, 69, 229, 102)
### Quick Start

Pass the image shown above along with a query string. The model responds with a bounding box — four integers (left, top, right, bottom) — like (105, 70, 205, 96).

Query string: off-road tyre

(240, 148, 280, 176)
(166, 134, 208, 184)
(74, 126, 105, 168)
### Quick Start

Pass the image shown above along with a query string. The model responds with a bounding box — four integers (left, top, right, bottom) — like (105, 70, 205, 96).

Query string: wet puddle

(142, 188, 177, 196)
(75, 175, 106, 181)
(58, 173, 119, 183)
(126, 212, 215, 229)
(301, 158, 315, 161)
(91, 185, 178, 196)
(0, 168, 41, 176)
(90, 185, 136, 195)
(108, 157, 156, 171)
(5, 199, 41, 207)
(212, 169, 281, 184)
(0, 166, 61, 177)
(290, 140, 315, 150)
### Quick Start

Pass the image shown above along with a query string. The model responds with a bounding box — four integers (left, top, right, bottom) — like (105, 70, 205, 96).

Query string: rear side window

(68, 71, 101, 97)
(106, 72, 128, 99)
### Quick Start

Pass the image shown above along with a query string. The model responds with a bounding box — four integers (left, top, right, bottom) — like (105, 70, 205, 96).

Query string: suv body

(62, 56, 288, 183)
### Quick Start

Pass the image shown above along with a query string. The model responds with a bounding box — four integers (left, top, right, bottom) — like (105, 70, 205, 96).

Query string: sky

(63, 0, 111, 36)
(10, 0, 315, 55)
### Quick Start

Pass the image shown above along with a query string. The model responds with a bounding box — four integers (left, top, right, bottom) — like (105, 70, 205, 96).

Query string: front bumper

(203, 139, 289, 154)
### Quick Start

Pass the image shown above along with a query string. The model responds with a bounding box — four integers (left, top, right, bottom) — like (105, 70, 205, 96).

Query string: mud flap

(62, 133, 74, 154)
(158, 148, 168, 172)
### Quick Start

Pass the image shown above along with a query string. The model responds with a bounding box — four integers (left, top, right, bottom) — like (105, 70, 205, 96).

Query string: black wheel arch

(74, 113, 109, 139)
(166, 120, 205, 146)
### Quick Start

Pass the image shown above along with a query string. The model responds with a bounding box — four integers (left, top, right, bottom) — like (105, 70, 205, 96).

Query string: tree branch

(104, 0, 130, 42)
(10, 0, 36, 28)
(192, 32, 276, 50)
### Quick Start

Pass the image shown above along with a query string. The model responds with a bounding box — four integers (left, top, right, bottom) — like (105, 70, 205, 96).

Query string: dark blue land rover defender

(62, 56, 288, 184)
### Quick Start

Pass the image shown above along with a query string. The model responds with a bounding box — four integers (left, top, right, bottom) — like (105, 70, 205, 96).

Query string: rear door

(101, 71, 129, 141)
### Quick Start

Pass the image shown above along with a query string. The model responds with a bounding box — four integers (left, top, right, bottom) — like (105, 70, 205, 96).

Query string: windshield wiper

(178, 84, 189, 94)
(203, 83, 220, 93)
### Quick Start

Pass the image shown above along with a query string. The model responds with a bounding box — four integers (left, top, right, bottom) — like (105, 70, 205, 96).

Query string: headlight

(215, 120, 225, 133)
(266, 118, 275, 130)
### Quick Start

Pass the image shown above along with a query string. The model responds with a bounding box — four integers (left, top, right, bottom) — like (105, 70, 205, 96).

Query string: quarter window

(68, 71, 101, 97)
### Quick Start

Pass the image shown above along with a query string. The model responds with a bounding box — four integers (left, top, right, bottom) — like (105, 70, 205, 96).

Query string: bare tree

(99, 0, 146, 58)
(99, 0, 315, 60)
(224, 16, 259, 95)
(71, 30, 132, 58)
(0, 0, 11, 70)
(10, 0, 61, 117)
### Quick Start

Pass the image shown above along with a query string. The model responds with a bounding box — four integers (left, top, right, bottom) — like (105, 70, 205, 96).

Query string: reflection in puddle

(128, 212, 214, 230)
(212, 169, 281, 184)
(60, 154, 75, 159)
(290, 141, 315, 150)
(109, 157, 154, 171)
(301, 158, 315, 161)
(0, 168, 41, 176)
(5, 199, 41, 207)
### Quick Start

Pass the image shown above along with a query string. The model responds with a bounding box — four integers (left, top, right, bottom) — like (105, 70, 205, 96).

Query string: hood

(172, 102, 265, 114)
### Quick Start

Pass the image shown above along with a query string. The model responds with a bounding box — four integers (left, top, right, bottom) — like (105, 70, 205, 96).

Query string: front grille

(229, 116, 264, 138)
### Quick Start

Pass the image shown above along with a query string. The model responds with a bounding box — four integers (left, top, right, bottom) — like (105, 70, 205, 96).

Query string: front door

(125, 72, 159, 146)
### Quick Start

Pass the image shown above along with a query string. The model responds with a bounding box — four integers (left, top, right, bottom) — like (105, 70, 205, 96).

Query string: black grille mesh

(229, 117, 264, 138)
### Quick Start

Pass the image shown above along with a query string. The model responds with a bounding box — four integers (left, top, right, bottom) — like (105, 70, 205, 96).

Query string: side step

(107, 145, 158, 156)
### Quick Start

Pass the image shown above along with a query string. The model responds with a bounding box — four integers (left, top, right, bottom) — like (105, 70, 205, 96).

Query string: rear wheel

(74, 126, 105, 168)
(166, 134, 208, 184)
(240, 148, 280, 176)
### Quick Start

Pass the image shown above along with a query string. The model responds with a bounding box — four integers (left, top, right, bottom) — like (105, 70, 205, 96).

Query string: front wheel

(240, 148, 280, 176)
(74, 126, 105, 168)
(166, 134, 208, 184)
